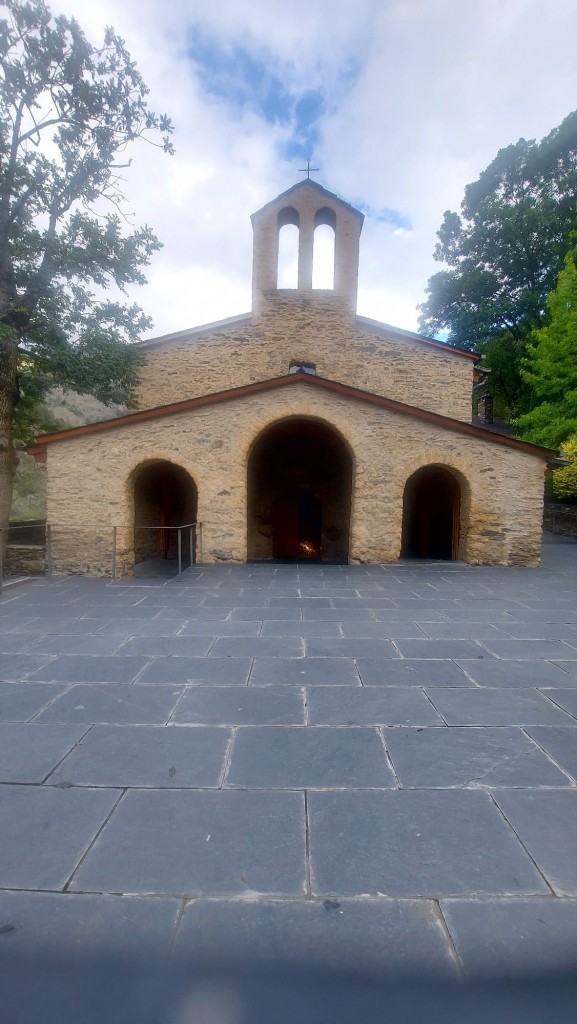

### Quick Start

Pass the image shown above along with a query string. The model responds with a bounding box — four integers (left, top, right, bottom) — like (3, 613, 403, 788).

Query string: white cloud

(52, 0, 577, 336)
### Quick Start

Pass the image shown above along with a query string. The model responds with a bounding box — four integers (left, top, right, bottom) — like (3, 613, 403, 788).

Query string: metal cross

(298, 159, 319, 179)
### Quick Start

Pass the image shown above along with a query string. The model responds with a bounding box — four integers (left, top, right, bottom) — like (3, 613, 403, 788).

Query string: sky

(55, 0, 577, 340)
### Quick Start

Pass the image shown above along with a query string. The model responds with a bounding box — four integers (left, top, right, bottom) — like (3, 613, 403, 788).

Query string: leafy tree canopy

(0, 0, 173, 533)
(516, 248, 577, 448)
(418, 110, 577, 417)
(550, 434, 577, 503)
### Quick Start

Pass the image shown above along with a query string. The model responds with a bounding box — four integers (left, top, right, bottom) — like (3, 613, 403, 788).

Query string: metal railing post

(46, 524, 52, 580)
(177, 528, 182, 580)
(112, 526, 117, 581)
(189, 526, 194, 567)
(198, 522, 203, 564)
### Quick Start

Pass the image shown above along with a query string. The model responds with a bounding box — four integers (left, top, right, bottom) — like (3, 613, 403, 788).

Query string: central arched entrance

(247, 418, 353, 562)
(401, 465, 461, 560)
(131, 460, 198, 570)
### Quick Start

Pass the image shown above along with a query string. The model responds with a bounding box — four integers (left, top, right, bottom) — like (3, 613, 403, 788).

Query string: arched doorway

(132, 461, 198, 569)
(401, 466, 461, 560)
(247, 418, 353, 562)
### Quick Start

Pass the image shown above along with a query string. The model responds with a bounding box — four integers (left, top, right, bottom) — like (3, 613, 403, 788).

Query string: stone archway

(132, 460, 198, 568)
(247, 418, 353, 562)
(401, 465, 462, 560)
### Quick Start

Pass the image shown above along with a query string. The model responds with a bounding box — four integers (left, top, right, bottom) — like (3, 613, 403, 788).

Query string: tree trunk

(0, 333, 19, 558)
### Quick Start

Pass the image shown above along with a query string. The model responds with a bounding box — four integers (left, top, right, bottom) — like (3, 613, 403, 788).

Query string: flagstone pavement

(1, 535, 577, 979)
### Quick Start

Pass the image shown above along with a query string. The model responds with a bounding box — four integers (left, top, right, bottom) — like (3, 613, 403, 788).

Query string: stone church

(29, 179, 555, 573)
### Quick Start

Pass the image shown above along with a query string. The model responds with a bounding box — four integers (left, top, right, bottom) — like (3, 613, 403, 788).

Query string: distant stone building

(29, 179, 555, 572)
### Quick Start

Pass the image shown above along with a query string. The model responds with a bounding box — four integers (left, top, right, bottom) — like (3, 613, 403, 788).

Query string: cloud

(50, 0, 577, 337)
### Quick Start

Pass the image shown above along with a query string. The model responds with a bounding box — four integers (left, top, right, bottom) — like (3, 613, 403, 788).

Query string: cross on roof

(298, 159, 319, 179)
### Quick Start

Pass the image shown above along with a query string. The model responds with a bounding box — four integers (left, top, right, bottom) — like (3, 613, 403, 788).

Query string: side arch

(401, 463, 468, 560)
(129, 458, 198, 569)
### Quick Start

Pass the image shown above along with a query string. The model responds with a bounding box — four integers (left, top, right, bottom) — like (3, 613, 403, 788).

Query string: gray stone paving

(0, 535, 577, 976)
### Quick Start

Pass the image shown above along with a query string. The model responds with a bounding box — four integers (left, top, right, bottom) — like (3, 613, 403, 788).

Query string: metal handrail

(0, 520, 204, 589)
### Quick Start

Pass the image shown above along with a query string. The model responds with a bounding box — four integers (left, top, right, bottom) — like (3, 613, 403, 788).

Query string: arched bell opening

(247, 418, 353, 563)
(401, 465, 462, 560)
(277, 206, 300, 289)
(312, 206, 336, 289)
(131, 460, 198, 570)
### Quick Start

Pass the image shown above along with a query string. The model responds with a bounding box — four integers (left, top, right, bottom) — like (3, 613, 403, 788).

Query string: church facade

(29, 180, 555, 573)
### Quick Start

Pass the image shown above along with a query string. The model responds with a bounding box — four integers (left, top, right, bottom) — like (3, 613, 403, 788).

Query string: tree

(418, 111, 577, 418)
(0, 0, 173, 541)
(516, 248, 577, 448)
(550, 434, 577, 502)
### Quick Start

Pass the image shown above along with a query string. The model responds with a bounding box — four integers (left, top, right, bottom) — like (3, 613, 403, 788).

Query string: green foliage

(516, 249, 577, 448)
(418, 111, 577, 417)
(551, 435, 577, 502)
(0, 0, 173, 444)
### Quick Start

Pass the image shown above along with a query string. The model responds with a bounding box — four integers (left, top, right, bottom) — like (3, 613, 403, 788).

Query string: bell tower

(250, 179, 364, 315)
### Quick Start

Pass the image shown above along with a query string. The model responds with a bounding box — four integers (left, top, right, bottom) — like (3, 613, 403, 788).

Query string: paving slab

(250, 657, 360, 685)
(442, 897, 577, 977)
(541, 689, 577, 718)
(0, 682, 65, 721)
(177, 619, 261, 635)
(172, 686, 305, 725)
(383, 727, 572, 788)
(494, 791, 577, 895)
(70, 789, 306, 897)
(308, 790, 549, 897)
(356, 659, 471, 686)
(0, 722, 87, 782)
(304, 638, 399, 658)
(0, 654, 55, 681)
(25, 635, 126, 655)
(394, 639, 490, 660)
(26, 655, 148, 684)
(113, 636, 214, 657)
(260, 621, 342, 637)
(227, 726, 394, 789)
(525, 727, 577, 782)
(306, 687, 444, 726)
(454, 659, 576, 687)
(0, 634, 43, 652)
(0, 784, 119, 890)
(0, 890, 181, 957)
(34, 682, 184, 725)
(209, 637, 304, 658)
(136, 657, 252, 685)
(481, 639, 577, 660)
(426, 688, 577, 725)
(51, 724, 231, 788)
(173, 898, 458, 974)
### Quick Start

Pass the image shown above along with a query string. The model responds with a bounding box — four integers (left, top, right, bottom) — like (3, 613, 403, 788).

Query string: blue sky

(59, 0, 577, 337)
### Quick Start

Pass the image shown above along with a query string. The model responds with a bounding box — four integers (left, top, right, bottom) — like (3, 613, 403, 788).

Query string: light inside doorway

(247, 418, 352, 563)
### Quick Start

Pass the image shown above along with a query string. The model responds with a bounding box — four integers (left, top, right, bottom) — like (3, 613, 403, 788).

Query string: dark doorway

(247, 419, 353, 562)
(401, 466, 461, 560)
(132, 461, 198, 568)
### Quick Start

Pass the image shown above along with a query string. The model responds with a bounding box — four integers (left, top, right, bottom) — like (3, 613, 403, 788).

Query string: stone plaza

(1, 536, 577, 978)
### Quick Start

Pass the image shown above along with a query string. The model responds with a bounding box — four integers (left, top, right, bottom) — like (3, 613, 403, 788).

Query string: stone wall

(44, 381, 546, 574)
(136, 302, 474, 422)
(4, 545, 45, 575)
(544, 503, 577, 538)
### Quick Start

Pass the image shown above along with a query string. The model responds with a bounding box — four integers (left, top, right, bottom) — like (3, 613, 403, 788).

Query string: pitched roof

(250, 179, 365, 225)
(27, 372, 556, 462)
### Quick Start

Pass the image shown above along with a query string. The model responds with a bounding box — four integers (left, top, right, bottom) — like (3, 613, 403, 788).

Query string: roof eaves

(356, 315, 479, 360)
(136, 312, 252, 350)
(28, 372, 556, 461)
